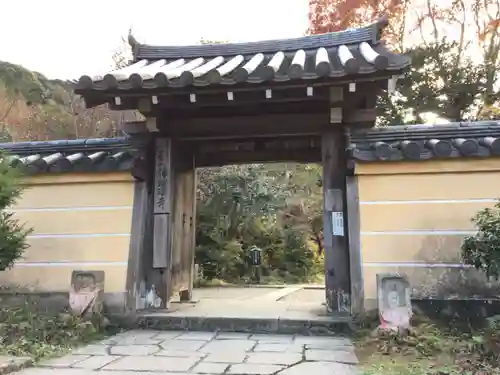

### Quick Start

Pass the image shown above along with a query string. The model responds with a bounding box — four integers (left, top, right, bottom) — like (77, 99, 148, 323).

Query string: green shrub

(461, 201, 500, 279)
(0, 302, 106, 359)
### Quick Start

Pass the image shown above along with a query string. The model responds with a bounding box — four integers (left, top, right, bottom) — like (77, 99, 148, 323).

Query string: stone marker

(376, 273, 412, 331)
(69, 270, 104, 317)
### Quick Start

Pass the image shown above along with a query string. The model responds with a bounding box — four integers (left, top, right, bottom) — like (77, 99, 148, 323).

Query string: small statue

(377, 274, 412, 332)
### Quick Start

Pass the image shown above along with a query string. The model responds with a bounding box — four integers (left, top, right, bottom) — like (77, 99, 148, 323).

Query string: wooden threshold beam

(195, 150, 322, 167)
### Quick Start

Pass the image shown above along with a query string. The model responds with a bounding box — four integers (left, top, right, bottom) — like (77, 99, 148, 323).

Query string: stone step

(124, 314, 354, 336)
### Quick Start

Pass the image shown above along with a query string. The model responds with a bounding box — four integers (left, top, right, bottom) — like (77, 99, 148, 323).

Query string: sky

(0, 0, 310, 80)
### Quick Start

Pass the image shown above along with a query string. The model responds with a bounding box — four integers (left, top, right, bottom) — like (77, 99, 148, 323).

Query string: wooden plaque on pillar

(153, 138, 172, 269)
(153, 138, 172, 215)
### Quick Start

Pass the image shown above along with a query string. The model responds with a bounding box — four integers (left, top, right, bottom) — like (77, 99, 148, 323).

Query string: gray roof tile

(0, 137, 138, 175)
(351, 121, 500, 161)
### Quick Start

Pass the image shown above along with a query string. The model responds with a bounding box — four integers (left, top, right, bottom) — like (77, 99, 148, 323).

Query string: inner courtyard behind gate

(75, 19, 411, 316)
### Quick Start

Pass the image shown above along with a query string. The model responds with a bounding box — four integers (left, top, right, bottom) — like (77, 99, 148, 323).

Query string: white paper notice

(332, 211, 344, 236)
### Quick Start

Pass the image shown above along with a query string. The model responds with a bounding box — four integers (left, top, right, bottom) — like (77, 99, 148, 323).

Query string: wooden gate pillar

(151, 137, 174, 308)
(172, 146, 196, 302)
(124, 135, 165, 313)
(125, 178, 148, 314)
(321, 129, 351, 314)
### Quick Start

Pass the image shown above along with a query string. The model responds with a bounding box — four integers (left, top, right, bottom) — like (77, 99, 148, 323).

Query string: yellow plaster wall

(356, 159, 500, 304)
(0, 172, 134, 294)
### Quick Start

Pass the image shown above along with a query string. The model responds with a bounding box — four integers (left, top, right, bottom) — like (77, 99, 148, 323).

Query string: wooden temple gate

(75, 19, 410, 316)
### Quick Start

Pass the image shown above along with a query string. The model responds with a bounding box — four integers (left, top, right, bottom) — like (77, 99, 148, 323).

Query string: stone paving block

(305, 349, 358, 364)
(105, 336, 163, 345)
(72, 345, 109, 356)
(102, 372, 195, 375)
(102, 355, 199, 372)
(14, 369, 93, 375)
(304, 341, 353, 350)
(215, 332, 251, 340)
(249, 334, 294, 342)
(202, 352, 247, 363)
(160, 339, 207, 351)
(191, 362, 228, 373)
(252, 343, 303, 353)
(201, 339, 255, 353)
(295, 336, 352, 346)
(278, 361, 359, 375)
(245, 352, 302, 365)
(115, 329, 161, 338)
(176, 331, 217, 341)
(155, 349, 206, 358)
(155, 331, 184, 340)
(38, 355, 89, 368)
(97, 338, 116, 345)
(109, 344, 160, 356)
(16, 367, 194, 375)
(71, 355, 119, 370)
(227, 363, 286, 374)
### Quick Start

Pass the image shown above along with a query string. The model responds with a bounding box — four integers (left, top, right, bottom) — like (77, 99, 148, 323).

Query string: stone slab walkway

(164, 287, 329, 320)
(15, 330, 359, 374)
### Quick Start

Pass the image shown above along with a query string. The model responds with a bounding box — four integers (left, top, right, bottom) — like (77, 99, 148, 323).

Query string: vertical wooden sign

(153, 138, 172, 215)
(153, 138, 172, 269)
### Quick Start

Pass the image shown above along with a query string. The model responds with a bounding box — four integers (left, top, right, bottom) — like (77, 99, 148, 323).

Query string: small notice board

(331, 211, 344, 236)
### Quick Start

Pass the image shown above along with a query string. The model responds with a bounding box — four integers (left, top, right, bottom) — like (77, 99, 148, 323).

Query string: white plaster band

(14, 261, 128, 267)
(27, 233, 130, 239)
(10, 206, 133, 213)
(360, 198, 497, 205)
(363, 262, 471, 268)
(361, 230, 475, 236)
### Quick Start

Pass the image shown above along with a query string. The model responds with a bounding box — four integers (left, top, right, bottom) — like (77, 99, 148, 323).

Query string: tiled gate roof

(75, 20, 410, 91)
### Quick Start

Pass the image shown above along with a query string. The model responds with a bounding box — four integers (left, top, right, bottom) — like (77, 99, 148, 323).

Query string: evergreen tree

(0, 152, 31, 270)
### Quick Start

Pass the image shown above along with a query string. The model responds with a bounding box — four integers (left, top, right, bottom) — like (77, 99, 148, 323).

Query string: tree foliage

(0, 61, 127, 142)
(308, 0, 500, 124)
(307, 0, 410, 49)
(462, 202, 500, 280)
(377, 41, 498, 125)
(0, 153, 31, 270)
(0, 34, 144, 143)
(196, 164, 324, 283)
